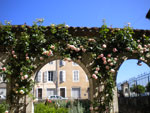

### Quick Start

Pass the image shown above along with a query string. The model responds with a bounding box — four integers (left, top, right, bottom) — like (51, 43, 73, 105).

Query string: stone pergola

(0, 24, 150, 113)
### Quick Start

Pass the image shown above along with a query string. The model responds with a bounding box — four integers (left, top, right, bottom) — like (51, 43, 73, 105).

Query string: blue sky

(117, 59, 150, 83)
(0, 0, 150, 83)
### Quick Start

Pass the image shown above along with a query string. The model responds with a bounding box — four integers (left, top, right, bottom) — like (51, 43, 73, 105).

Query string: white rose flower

(20, 90, 24, 94)
(110, 69, 115, 73)
(24, 75, 28, 79)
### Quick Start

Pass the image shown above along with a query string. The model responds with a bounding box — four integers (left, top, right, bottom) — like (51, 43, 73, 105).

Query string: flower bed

(34, 99, 90, 113)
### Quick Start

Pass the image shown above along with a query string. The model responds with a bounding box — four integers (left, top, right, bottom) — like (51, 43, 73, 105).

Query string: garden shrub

(55, 108, 68, 113)
(34, 102, 68, 113)
(0, 103, 5, 113)
(68, 100, 85, 113)
(55, 100, 72, 108)
(76, 99, 91, 113)
(0, 101, 9, 113)
(34, 100, 89, 113)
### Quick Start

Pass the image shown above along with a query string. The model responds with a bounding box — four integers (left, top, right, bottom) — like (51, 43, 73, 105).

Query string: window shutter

(60, 71, 65, 82)
(36, 89, 38, 98)
(62, 61, 65, 66)
(63, 71, 66, 82)
(35, 74, 38, 82)
(0, 77, 2, 82)
(72, 88, 80, 99)
(60, 71, 63, 82)
(44, 71, 47, 82)
(37, 71, 41, 82)
(86, 75, 88, 81)
(60, 60, 62, 66)
(53, 71, 57, 82)
(60, 60, 65, 66)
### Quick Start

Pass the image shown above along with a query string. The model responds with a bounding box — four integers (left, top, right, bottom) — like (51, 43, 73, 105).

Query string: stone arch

(19, 52, 97, 113)
(111, 52, 150, 112)
(32, 54, 94, 102)
(0, 24, 150, 113)
(115, 52, 150, 81)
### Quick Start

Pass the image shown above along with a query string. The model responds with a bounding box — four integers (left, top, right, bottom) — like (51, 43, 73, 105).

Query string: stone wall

(118, 96, 150, 113)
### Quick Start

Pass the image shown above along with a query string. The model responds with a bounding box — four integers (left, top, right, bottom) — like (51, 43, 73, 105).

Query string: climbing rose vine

(0, 20, 150, 112)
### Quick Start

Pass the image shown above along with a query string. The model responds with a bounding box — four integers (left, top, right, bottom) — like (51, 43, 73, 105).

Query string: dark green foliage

(0, 101, 9, 113)
(34, 103, 68, 113)
(34, 100, 91, 113)
(146, 82, 150, 92)
(73, 99, 90, 113)
(130, 84, 146, 94)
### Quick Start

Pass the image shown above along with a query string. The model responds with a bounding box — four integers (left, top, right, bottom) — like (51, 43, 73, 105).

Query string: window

(36, 71, 41, 82)
(71, 88, 80, 99)
(60, 88, 66, 97)
(43, 71, 56, 82)
(0, 88, 6, 97)
(125, 88, 128, 93)
(59, 60, 65, 66)
(0, 76, 3, 82)
(47, 88, 55, 97)
(49, 61, 53, 64)
(0, 74, 6, 83)
(72, 62, 78, 66)
(73, 70, 79, 82)
(36, 88, 42, 99)
(48, 71, 54, 82)
(60, 71, 66, 82)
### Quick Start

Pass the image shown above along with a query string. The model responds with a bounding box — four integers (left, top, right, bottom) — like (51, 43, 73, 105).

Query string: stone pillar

(111, 86, 119, 113)
(26, 95, 34, 113)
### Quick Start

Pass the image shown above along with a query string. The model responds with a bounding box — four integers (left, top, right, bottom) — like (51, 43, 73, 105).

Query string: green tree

(130, 84, 145, 94)
(146, 82, 150, 92)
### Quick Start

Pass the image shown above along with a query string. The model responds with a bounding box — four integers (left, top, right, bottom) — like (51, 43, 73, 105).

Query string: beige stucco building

(34, 60, 89, 100)
(0, 63, 6, 97)
(0, 76, 6, 97)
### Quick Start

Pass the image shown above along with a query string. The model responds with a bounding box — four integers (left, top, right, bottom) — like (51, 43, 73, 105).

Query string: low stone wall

(118, 96, 150, 113)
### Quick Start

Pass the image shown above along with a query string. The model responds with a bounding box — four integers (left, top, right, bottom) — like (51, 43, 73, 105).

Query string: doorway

(60, 88, 65, 97)
(38, 88, 42, 99)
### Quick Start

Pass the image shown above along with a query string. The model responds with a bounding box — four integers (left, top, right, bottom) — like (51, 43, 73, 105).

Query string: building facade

(34, 60, 89, 100)
(0, 74, 6, 97)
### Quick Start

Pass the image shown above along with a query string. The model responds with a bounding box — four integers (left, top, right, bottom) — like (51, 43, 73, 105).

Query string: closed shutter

(62, 71, 66, 82)
(44, 71, 47, 82)
(60, 71, 63, 82)
(62, 61, 65, 66)
(72, 88, 80, 99)
(35, 89, 38, 98)
(53, 71, 57, 82)
(60, 71, 66, 82)
(47, 89, 55, 97)
(37, 71, 41, 82)
(0, 77, 2, 82)
(60, 60, 65, 66)
(0, 74, 3, 82)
